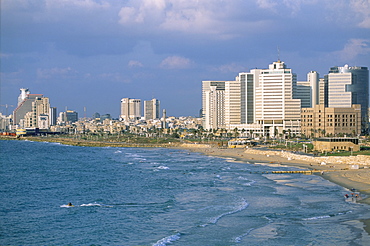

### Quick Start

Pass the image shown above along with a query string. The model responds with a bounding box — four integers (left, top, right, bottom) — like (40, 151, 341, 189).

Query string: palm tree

(233, 127, 239, 138)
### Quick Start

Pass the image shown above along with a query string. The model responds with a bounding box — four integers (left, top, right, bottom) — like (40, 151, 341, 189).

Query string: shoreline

(177, 144, 370, 235)
(180, 145, 370, 204)
(3, 137, 370, 234)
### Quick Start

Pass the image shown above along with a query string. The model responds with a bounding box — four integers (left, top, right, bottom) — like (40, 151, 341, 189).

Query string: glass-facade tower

(327, 65, 369, 132)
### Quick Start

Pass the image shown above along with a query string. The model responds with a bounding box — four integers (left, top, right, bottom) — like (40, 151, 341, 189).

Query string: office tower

(65, 110, 78, 122)
(13, 89, 50, 129)
(308, 71, 320, 106)
(327, 65, 369, 130)
(202, 81, 225, 130)
(319, 78, 325, 105)
(295, 71, 321, 108)
(255, 61, 301, 136)
(238, 71, 259, 124)
(295, 80, 311, 108)
(225, 80, 241, 126)
(144, 98, 160, 120)
(50, 107, 57, 126)
(120, 98, 141, 121)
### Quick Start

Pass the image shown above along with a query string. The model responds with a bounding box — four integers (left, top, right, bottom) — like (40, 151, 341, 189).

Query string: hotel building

(202, 61, 301, 137)
(13, 89, 50, 129)
(120, 98, 142, 121)
(144, 99, 160, 120)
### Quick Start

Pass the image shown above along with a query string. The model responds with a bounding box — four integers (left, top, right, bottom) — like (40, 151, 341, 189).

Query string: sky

(1, 0, 370, 118)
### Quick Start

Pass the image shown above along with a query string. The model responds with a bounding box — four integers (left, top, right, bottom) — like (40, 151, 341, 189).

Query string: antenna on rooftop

(277, 46, 281, 62)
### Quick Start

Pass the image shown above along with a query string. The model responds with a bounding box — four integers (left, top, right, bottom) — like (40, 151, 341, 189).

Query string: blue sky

(1, 0, 370, 118)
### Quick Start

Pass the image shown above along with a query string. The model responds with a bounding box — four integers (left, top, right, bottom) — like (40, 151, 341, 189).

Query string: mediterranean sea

(1, 140, 370, 245)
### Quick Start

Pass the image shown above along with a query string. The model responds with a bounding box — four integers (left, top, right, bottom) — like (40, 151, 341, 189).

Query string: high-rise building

(13, 89, 50, 129)
(50, 107, 57, 126)
(120, 98, 141, 121)
(65, 110, 78, 122)
(254, 61, 301, 136)
(202, 81, 225, 130)
(326, 65, 369, 131)
(308, 71, 320, 106)
(225, 80, 241, 126)
(144, 99, 160, 120)
(202, 61, 301, 136)
(295, 80, 311, 108)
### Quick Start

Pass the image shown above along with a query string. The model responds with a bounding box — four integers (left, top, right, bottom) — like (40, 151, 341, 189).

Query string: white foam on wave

(244, 180, 256, 186)
(303, 210, 353, 221)
(157, 166, 170, 170)
(237, 176, 256, 186)
(152, 233, 181, 246)
(303, 215, 331, 220)
(80, 203, 103, 207)
(61, 203, 113, 208)
(114, 150, 122, 153)
(234, 228, 254, 243)
(209, 198, 249, 224)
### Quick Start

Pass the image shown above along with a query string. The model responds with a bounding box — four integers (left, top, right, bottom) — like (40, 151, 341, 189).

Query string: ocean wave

(152, 233, 181, 246)
(303, 215, 331, 220)
(303, 210, 352, 221)
(234, 215, 273, 243)
(234, 228, 254, 243)
(208, 198, 249, 225)
(237, 176, 256, 186)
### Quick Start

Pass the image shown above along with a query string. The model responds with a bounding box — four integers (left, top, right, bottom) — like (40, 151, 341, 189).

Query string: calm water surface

(1, 140, 370, 245)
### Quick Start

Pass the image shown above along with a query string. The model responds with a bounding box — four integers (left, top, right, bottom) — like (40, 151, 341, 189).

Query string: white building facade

(120, 98, 142, 121)
(202, 61, 302, 137)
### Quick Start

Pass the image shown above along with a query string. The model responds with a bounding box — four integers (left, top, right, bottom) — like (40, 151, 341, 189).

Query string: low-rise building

(313, 137, 360, 152)
(301, 104, 361, 138)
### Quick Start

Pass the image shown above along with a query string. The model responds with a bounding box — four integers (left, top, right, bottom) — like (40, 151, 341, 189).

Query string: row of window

(302, 123, 356, 127)
(302, 114, 357, 118)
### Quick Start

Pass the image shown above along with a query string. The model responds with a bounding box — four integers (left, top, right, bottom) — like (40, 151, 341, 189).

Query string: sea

(1, 140, 370, 246)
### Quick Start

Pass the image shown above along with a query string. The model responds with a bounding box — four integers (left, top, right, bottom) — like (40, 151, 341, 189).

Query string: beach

(179, 144, 370, 203)
(179, 143, 370, 235)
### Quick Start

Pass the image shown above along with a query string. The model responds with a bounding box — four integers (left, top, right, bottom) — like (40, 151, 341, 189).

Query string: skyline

(1, 0, 370, 117)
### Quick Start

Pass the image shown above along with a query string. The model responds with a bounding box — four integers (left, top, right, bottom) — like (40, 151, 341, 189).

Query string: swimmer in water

(67, 202, 73, 207)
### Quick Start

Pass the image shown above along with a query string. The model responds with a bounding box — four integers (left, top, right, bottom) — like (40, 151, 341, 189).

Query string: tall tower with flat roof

(327, 65, 369, 131)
